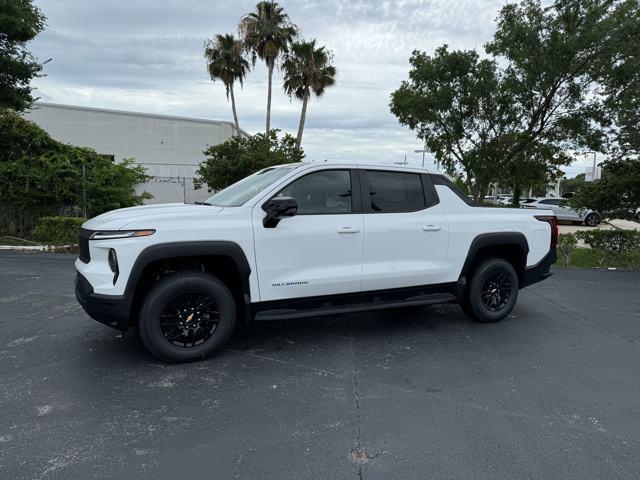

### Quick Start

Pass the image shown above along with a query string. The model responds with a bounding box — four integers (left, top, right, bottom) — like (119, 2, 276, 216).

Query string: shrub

(557, 233, 577, 266)
(575, 229, 640, 253)
(32, 216, 84, 245)
(194, 130, 304, 192)
(0, 112, 151, 237)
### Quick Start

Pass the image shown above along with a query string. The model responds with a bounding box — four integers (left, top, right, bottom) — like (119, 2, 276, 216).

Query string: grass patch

(0, 236, 42, 246)
(558, 248, 640, 269)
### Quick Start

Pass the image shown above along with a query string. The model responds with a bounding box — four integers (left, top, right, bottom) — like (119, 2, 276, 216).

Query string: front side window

(365, 170, 426, 213)
(540, 199, 561, 206)
(276, 170, 352, 215)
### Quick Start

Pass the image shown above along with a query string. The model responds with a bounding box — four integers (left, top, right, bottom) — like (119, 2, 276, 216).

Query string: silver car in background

(522, 198, 601, 226)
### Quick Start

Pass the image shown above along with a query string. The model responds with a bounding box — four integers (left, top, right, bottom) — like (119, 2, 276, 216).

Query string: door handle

(337, 227, 360, 234)
(421, 225, 442, 232)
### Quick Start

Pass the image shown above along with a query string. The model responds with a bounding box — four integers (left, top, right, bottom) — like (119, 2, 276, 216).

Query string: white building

(24, 102, 244, 204)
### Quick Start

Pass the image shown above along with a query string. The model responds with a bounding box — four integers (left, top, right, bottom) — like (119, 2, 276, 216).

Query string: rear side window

(364, 170, 426, 213)
(430, 175, 477, 206)
(540, 199, 560, 205)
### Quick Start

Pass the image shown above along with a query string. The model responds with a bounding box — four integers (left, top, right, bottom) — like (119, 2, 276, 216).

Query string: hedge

(575, 229, 640, 253)
(32, 216, 84, 245)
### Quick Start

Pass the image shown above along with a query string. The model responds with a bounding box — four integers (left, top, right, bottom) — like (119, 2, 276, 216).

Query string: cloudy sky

(30, 0, 592, 176)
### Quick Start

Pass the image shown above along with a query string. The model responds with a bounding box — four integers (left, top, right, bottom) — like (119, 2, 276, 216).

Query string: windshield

(206, 165, 299, 207)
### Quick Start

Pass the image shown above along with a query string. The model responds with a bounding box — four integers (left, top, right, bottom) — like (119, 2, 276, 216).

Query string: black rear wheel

(139, 272, 236, 363)
(584, 213, 600, 227)
(462, 257, 519, 323)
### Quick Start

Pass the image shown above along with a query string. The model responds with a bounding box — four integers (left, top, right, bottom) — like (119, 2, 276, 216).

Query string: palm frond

(282, 39, 337, 101)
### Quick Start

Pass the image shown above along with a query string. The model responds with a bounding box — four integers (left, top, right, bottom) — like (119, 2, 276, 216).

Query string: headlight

(90, 229, 155, 240)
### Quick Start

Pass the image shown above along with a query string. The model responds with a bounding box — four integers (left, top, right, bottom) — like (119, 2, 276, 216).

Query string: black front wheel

(462, 258, 519, 323)
(139, 272, 236, 363)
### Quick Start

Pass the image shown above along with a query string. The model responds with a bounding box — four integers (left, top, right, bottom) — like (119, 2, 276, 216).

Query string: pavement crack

(349, 323, 365, 479)
(232, 442, 255, 480)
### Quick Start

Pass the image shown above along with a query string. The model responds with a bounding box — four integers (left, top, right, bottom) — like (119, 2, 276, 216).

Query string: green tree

(391, 0, 628, 204)
(0, 0, 46, 111)
(282, 39, 336, 149)
(561, 173, 585, 196)
(204, 33, 250, 133)
(240, 1, 297, 134)
(0, 112, 150, 235)
(194, 130, 304, 191)
(390, 47, 509, 202)
(570, 158, 640, 220)
(587, 0, 640, 160)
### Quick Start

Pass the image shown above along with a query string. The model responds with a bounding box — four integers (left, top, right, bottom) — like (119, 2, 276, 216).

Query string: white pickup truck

(75, 163, 557, 362)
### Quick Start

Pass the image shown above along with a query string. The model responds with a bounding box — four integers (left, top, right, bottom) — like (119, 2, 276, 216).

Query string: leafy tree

(587, 0, 640, 159)
(194, 130, 304, 191)
(282, 39, 336, 149)
(204, 33, 250, 133)
(0, 112, 150, 235)
(391, 0, 629, 204)
(570, 158, 640, 220)
(561, 173, 585, 196)
(240, 1, 297, 134)
(0, 0, 46, 111)
(502, 144, 569, 204)
(390, 47, 509, 201)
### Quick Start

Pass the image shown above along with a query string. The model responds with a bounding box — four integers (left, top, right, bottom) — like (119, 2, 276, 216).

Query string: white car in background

(522, 198, 601, 226)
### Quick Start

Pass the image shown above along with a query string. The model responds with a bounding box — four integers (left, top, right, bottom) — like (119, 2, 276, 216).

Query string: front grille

(79, 228, 92, 263)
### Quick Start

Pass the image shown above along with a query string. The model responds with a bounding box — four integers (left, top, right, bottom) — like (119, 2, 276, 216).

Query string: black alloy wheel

(462, 257, 519, 323)
(480, 272, 512, 312)
(139, 272, 236, 363)
(159, 293, 220, 348)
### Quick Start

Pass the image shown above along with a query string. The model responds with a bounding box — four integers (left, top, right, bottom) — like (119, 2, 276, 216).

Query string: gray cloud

(29, 0, 581, 174)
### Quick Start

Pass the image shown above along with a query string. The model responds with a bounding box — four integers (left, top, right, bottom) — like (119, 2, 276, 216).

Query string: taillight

(535, 215, 558, 249)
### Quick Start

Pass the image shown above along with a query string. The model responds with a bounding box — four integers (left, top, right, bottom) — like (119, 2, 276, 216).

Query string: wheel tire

(584, 213, 600, 227)
(464, 257, 519, 323)
(138, 272, 236, 363)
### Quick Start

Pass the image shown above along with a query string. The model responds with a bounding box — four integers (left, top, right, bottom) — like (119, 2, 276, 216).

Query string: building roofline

(31, 102, 251, 137)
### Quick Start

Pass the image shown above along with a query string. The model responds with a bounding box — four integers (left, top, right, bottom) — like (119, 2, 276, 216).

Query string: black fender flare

(458, 232, 529, 284)
(124, 241, 252, 303)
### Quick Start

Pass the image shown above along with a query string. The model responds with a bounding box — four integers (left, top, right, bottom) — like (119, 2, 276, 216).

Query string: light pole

(581, 151, 598, 181)
(414, 149, 429, 168)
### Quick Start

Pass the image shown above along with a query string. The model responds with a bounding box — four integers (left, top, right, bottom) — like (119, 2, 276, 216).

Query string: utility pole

(414, 149, 427, 168)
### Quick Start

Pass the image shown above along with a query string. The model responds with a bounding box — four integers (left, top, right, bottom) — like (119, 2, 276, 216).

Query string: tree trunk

(229, 83, 240, 135)
(296, 89, 309, 149)
(266, 57, 273, 134)
(512, 184, 521, 206)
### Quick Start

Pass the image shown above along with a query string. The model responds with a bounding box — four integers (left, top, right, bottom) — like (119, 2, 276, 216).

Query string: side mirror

(262, 196, 298, 228)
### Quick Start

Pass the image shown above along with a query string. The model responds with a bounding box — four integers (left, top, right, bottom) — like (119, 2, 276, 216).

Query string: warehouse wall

(24, 103, 240, 204)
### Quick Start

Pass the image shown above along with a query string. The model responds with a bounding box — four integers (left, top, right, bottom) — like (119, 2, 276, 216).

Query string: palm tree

(240, 1, 297, 134)
(204, 33, 249, 133)
(282, 40, 336, 149)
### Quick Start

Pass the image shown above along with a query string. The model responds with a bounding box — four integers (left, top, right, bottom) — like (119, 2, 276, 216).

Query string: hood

(82, 203, 223, 230)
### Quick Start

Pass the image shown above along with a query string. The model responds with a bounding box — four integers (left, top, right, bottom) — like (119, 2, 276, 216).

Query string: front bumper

(522, 249, 557, 287)
(75, 273, 131, 331)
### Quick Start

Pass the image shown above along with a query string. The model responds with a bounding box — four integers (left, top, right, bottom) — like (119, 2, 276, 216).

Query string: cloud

(29, 0, 585, 176)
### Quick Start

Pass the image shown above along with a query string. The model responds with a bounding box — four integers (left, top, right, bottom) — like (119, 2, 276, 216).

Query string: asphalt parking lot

(1, 252, 639, 480)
